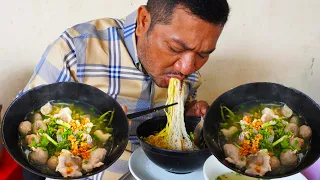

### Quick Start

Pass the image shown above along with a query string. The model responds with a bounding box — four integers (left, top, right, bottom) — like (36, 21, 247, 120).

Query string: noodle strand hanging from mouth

(144, 78, 196, 151)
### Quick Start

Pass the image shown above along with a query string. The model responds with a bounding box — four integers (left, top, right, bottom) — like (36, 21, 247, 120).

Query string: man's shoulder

(65, 17, 125, 39)
(187, 71, 202, 84)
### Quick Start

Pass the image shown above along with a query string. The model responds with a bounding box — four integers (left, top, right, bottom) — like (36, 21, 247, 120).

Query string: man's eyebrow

(172, 38, 215, 54)
(172, 38, 194, 51)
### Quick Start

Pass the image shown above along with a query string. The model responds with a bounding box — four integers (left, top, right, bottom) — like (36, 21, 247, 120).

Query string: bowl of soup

(203, 82, 320, 179)
(135, 78, 211, 174)
(137, 116, 211, 174)
(1, 82, 128, 179)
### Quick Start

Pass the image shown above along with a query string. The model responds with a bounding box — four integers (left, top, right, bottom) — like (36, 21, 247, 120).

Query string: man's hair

(146, 0, 230, 32)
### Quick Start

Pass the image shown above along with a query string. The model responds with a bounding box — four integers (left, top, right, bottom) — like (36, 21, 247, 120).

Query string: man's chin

(152, 78, 169, 88)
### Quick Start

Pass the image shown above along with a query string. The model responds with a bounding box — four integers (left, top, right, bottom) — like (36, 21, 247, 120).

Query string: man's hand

(122, 106, 128, 114)
(185, 100, 209, 117)
(122, 106, 132, 127)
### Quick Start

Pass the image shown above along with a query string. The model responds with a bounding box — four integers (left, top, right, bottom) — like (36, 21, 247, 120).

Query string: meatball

(270, 156, 281, 170)
(28, 147, 49, 165)
(25, 134, 40, 145)
(33, 120, 47, 133)
(299, 125, 312, 139)
(281, 105, 293, 118)
(18, 121, 32, 135)
(32, 113, 43, 121)
(290, 137, 304, 149)
(280, 150, 298, 167)
(284, 123, 299, 136)
(290, 116, 299, 124)
(47, 156, 59, 171)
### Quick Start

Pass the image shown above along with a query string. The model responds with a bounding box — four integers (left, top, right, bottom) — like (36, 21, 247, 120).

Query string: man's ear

(136, 5, 151, 37)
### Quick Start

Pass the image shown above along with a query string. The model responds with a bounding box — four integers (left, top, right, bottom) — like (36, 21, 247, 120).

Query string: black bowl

(203, 82, 320, 179)
(1, 82, 129, 179)
(137, 116, 211, 174)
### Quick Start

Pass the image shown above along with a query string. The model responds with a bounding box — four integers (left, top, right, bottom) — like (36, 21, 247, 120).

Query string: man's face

(136, 6, 224, 88)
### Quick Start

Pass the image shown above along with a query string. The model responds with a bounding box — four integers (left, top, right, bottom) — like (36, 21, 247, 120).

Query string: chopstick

(119, 170, 132, 180)
(126, 103, 178, 119)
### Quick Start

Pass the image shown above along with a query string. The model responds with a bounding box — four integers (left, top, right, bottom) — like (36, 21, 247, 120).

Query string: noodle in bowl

(136, 116, 211, 174)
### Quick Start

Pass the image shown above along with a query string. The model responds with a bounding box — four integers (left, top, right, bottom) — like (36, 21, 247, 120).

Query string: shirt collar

(123, 10, 145, 72)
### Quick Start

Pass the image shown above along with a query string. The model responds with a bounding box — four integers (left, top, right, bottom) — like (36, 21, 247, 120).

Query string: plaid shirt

(20, 10, 202, 139)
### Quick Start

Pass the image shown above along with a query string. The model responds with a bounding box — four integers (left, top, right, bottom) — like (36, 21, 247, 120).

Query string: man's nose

(179, 53, 196, 75)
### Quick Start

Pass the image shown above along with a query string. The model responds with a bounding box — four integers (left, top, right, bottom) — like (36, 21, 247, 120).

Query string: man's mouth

(165, 74, 186, 81)
(163, 74, 186, 86)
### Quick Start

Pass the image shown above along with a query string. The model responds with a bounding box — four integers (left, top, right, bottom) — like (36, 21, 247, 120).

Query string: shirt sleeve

(18, 30, 78, 96)
(186, 71, 202, 104)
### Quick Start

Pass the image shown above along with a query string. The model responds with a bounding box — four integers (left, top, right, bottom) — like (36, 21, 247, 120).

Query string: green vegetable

(280, 137, 289, 148)
(47, 121, 59, 137)
(56, 120, 71, 129)
(105, 127, 113, 133)
(75, 131, 84, 139)
(286, 131, 294, 136)
(233, 142, 241, 149)
(88, 146, 97, 152)
(56, 140, 71, 152)
(272, 135, 288, 147)
(220, 106, 236, 121)
(38, 129, 45, 134)
(219, 122, 229, 129)
(29, 141, 38, 148)
(47, 143, 56, 156)
(108, 110, 115, 126)
(189, 132, 194, 142)
(92, 134, 99, 141)
(258, 129, 273, 151)
(261, 121, 276, 128)
(98, 110, 113, 121)
(273, 122, 285, 139)
(282, 149, 288, 153)
(43, 133, 58, 146)
(232, 130, 241, 139)
(62, 129, 72, 139)
(40, 136, 50, 147)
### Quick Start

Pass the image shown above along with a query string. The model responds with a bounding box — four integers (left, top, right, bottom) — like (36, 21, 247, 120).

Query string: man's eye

(197, 53, 206, 59)
(169, 46, 182, 53)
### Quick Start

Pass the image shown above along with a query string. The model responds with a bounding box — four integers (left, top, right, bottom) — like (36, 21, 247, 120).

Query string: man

(21, 0, 230, 179)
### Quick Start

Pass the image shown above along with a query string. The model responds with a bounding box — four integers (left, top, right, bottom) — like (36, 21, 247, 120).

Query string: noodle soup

(18, 101, 114, 178)
(218, 101, 312, 177)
